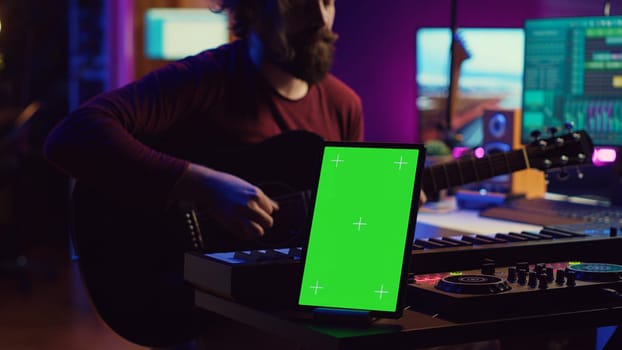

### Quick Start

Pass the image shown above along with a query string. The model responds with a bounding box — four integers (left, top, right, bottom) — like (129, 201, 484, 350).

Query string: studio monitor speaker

(480, 109, 546, 199)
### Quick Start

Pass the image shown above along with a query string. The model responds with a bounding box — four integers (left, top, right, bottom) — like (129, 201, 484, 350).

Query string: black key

(414, 239, 446, 249)
(539, 228, 574, 238)
(561, 229, 587, 237)
(442, 237, 473, 246)
(495, 233, 528, 242)
(429, 238, 460, 247)
(521, 231, 552, 240)
(509, 232, 540, 241)
(412, 243, 425, 250)
(476, 234, 506, 243)
(461, 235, 495, 245)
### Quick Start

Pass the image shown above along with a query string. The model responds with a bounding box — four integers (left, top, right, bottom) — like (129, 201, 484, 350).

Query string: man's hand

(172, 163, 279, 239)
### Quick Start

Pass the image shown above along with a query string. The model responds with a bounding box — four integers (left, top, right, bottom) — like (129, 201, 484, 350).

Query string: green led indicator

(299, 146, 420, 312)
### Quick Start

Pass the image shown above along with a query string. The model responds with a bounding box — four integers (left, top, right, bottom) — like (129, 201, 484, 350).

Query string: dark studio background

(0, 0, 621, 349)
(0, 0, 70, 263)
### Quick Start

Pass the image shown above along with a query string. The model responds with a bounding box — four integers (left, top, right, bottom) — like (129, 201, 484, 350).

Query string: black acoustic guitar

(71, 129, 593, 347)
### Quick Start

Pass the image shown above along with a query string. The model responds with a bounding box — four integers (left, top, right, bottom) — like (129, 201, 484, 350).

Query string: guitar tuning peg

(576, 153, 587, 164)
(560, 154, 569, 165)
(564, 122, 574, 133)
(530, 130, 542, 143)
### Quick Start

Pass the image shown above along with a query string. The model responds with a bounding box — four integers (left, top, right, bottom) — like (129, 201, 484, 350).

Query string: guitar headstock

(525, 129, 594, 172)
(452, 32, 471, 63)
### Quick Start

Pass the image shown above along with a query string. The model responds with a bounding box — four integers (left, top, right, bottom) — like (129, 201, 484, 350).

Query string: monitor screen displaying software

(521, 16, 622, 147)
(144, 8, 229, 60)
(416, 27, 525, 148)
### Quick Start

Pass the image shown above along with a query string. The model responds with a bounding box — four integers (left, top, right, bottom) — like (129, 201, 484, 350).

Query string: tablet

(297, 141, 425, 320)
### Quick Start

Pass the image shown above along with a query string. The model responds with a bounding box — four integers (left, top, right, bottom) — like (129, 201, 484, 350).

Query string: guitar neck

(421, 148, 529, 196)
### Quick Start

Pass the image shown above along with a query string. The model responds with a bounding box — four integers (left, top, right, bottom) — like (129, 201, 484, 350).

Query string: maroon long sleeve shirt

(44, 40, 364, 209)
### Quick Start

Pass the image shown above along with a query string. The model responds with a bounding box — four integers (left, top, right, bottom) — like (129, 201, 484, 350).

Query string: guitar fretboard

(421, 149, 528, 196)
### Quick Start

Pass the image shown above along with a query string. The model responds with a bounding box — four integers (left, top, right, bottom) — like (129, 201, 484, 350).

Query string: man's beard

(275, 27, 338, 85)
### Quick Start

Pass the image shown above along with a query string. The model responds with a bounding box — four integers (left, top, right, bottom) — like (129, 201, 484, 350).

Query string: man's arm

(44, 59, 203, 209)
(171, 163, 280, 239)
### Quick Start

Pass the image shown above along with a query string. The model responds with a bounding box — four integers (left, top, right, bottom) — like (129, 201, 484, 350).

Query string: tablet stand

(312, 308, 373, 326)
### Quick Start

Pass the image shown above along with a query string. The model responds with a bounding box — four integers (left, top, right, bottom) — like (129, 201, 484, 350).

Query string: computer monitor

(521, 16, 622, 146)
(521, 16, 622, 203)
(416, 27, 525, 148)
(144, 8, 230, 60)
(135, 7, 231, 79)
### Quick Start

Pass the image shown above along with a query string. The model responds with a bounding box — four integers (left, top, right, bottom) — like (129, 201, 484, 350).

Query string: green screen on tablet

(298, 142, 424, 318)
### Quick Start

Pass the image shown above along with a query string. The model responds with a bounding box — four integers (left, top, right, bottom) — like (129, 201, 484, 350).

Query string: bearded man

(43, 0, 363, 349)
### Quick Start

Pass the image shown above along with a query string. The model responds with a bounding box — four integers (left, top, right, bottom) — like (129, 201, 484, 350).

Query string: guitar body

(71, 131, 324, 347)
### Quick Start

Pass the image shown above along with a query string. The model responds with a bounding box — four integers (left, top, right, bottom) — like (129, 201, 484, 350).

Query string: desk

(188, 201, 622, 349)
(193, 288, 622, 349)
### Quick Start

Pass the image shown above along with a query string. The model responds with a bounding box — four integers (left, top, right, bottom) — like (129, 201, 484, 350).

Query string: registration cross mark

(352, 217, 368, 231)
(393, 155, 408, 170)
(310, 280, 324, 295)
(374, 284, 390, 300)
(331, 154, 345, 168)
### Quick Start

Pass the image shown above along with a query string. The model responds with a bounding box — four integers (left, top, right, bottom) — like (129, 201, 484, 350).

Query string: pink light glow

(592, 147, 617, 166)
(473, 147, 486, 159)
(452, 146, 471, 159)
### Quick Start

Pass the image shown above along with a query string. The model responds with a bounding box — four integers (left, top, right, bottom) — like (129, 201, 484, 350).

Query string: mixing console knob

(535, 263, 545, 275)
(546, 267, 554, 281)
(566, 270, 576, 286)
(507, 266, 517, 282)
(555, 269, 565, 285)
(518, 269, 527, 285)
(516, 261, 529, 271)
(528, 271, 537, 287)
(481, 262, 495, 275)
(538, 274, 549, 289)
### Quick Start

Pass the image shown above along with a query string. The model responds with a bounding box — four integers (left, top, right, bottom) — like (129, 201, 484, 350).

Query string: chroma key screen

(298, 144, 422, 314)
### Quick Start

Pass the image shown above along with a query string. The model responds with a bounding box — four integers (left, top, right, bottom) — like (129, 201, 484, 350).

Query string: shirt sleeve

(44, 57, 208, 209)
(348, 93, 364, 142)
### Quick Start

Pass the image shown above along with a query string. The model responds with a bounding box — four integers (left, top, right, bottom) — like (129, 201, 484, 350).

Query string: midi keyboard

(185, 222, 622, 305)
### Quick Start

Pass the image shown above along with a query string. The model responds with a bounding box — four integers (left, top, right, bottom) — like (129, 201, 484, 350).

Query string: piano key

(495, 233, 528, 242)
(429, 237, 461, 247)
(461, 235, 496, 245)
(414, 238, 447, 249)
(441, 237, 473, 246)
(412, 243, 425, 250)
(509, 232, 540, 241)
(539, 228, 575, 238)
(476, 234, 507, 243)
(520, 231, 553, 240)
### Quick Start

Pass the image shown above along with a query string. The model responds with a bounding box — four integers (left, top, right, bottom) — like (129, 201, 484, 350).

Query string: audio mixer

(408, 262, 622, 321)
